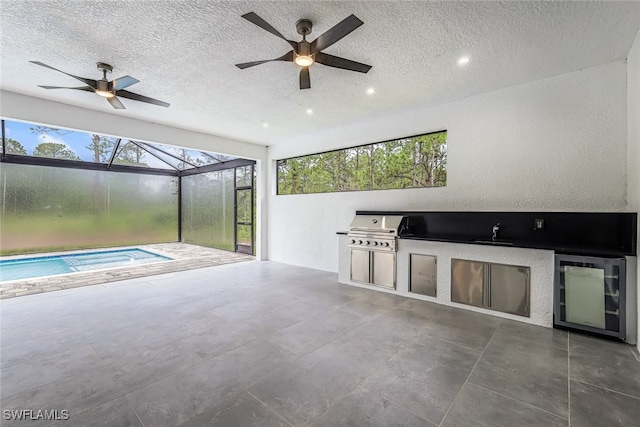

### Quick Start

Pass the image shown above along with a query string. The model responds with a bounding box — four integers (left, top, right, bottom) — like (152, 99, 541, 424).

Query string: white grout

(438, 326, 499, 426)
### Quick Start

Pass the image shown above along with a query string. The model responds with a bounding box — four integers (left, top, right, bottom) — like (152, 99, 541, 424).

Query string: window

(276, 130, 447, 194)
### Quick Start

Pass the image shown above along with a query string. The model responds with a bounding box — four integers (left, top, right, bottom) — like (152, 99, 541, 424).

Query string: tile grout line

(132, 406, 146, 427)
(470, 382, 569, 421)
(300, 315, 438, 427)
(570, 378, 640, 401)
(246, 390, 295, 427)
(438, 323, 501, 427)
(568, 332, 571, 426)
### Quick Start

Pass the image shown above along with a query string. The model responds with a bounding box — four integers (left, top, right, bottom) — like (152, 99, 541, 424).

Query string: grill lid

(348, 215, 406, 235)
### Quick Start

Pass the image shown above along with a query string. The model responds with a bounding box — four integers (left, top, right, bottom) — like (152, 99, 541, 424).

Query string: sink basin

(471, 239, 515, 246)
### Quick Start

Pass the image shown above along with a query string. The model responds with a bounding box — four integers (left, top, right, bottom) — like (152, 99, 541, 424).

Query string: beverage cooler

(554, 254, 635, 342)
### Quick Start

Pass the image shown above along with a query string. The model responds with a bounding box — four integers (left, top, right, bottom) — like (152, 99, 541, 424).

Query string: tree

(86, 134, 116, 163)
(32, 142, 80, 160)
(5, 138, 27, 155)
(276, 131, 448, 194)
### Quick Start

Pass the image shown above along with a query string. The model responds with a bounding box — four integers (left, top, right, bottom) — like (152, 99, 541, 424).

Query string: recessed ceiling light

(306, 108, 313, 115)
(457, 56, 470, 66)
(262, 122, 269, 128)
(366, 87, 375, 95)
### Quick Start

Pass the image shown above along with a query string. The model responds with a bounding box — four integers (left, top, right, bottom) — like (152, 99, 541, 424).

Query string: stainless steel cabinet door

(372, 251, 396, 289)
(410, 254, 437, 297)
(451, 259, 485, 307)
(350, 249, 370, 283)
(490, 264, 530, 316)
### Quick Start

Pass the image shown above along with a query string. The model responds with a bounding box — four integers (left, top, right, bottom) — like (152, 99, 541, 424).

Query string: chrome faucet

(492, 223, 501, 241)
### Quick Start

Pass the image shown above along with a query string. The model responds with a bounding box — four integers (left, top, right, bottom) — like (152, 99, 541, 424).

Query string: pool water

(0, 249, 172, 282)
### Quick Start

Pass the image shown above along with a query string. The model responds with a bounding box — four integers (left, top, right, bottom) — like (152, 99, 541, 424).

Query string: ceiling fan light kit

(235, 12, 372, 90)
(30, 60, 170, 109)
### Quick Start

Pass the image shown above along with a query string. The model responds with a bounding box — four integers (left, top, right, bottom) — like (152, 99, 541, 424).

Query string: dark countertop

(337, 231, 629, 257)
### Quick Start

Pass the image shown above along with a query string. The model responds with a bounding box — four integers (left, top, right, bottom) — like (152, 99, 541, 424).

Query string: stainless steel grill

(347, 215, 406, 289)
(347, 215, 405, 252)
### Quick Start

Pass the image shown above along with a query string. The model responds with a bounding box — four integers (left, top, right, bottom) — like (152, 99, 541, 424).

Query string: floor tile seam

(466, 381, 569, 421)
(333, 303, 393, 323)
(41, 384, 147, 426)
(0, 338, 107, 371)
(246, 389, 296, 427)
(300, 343, 409, 427)
(0, 319, 87, 347)
(437, 325, 499, 427)
(373, 395, 440, 426)
(416, 331, 485, 355)
(132, 405, 147, 427)
(288, 312, 374, 358)
(494, 324, 569, 351)
(0, 360, 109, 401)
(569, 378, 640, 401)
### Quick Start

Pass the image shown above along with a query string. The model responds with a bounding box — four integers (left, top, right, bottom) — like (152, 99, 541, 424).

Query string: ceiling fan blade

(116, 89, 170, 107)
(241, 12, 298, 52)
(236, 50, 294, 69)
(300, 67, 310, 90)
(38, 85, 95, 91)
(314, 52, 372, 73)
(108, 96, 125, 109)
(112, 75, 139, 90)
(310, 14, 363, 54)
(30, 61, 97, 88)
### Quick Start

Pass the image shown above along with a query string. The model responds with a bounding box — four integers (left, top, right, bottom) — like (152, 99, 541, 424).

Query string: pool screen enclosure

(0, 119, 256, 256)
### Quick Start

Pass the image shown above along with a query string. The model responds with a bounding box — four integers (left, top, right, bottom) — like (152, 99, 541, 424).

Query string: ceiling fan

(235, 12, 372, 89)
(30, 61, 170, 109)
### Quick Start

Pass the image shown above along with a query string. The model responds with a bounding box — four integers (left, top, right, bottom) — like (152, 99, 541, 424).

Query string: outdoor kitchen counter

(338, 233, 556, 327)
(337, 231, 628, 257)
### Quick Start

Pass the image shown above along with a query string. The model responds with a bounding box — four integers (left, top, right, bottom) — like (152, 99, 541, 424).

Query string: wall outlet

(534, 218, 545, 230)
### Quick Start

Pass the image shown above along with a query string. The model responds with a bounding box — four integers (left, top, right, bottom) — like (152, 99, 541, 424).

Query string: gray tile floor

(1, 261, 639, 426)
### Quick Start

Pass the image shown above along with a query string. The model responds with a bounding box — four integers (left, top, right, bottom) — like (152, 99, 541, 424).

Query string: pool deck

(0, 243, 254, 299)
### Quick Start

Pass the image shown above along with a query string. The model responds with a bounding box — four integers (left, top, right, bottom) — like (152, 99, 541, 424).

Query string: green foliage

(114, 142, 150, 167)
(0, 163, 178, 255)
(277, 131, 447, 194)
(86, 134, 117, 162)
(5, 138, 27, 155)
(32, 142, 80, 160)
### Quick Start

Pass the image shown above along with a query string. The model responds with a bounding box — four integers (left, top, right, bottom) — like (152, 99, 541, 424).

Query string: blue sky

(5, 120, 106, 161)
(3, 120, 231, 169)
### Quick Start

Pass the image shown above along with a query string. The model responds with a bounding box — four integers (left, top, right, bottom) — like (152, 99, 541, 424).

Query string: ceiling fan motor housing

(296, 19, 312, 36)
(96, 62, 113, 73)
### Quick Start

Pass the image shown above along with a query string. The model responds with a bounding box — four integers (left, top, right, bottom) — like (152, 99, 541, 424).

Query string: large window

(0, 163, 178, 254)
(276, 131, 447, 195)
(0, 119, 256, 255)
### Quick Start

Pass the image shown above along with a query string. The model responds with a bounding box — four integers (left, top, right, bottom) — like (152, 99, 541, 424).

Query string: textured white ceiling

(1, 1, 639, 146)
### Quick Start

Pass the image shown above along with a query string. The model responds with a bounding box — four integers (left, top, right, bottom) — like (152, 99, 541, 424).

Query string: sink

(471, 239, 515, 246)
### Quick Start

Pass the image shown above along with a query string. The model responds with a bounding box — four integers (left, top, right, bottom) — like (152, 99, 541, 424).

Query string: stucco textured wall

(268, 61, 628, 272)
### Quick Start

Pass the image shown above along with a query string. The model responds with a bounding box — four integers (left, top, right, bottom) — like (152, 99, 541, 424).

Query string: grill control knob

(350, 239, 356, 244)
(365, 241, 370, 245)
(373, 241, 379, 246)
(383, 242, 390, 247)
(358, 240, 363, 244)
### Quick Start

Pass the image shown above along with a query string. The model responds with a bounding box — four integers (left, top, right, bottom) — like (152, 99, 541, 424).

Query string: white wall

(627, 30, 640, 349)
(0, 90, 270, 259)
(267, 61, 628, 272)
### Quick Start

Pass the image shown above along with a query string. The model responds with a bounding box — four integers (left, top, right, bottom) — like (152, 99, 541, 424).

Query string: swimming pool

(0, 249, 172, 282)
